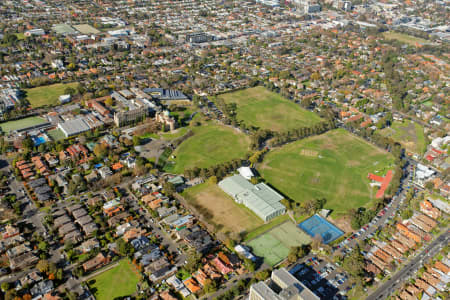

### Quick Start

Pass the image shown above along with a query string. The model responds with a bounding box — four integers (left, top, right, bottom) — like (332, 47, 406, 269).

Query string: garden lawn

(380, 120, 427, 155)
(182, 181, 263, 234)
(217, 86, 322, 132)
(26, 83, 78, 108)
(165, 123, 250, 173)
(259, 129, 395, 217)
(0, 116, 47, 133)
(87, 259, 140, 300)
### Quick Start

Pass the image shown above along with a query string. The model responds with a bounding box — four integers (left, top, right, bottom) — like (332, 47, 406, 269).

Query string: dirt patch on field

(184, 184, 263, 234)
(310, 172, 321, 184)
(332, 216, 353, 233)
(301, 149, 319, 157)
(402, 141, 416, 151)
(347, 160, 361, 167)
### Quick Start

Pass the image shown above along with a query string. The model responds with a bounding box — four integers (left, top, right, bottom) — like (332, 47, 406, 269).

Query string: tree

(288, 247, 299, 263)
(4, 289, 16, 300)
(288, 244, 310, 263)
(163, 182, 176, 197)
(280, 199, 293, 210)
(314, 198, 327, 211)
(244, 258, 255, 272)
(93, 143, 108, 158)
(73, 266, 84, 278)
(401, 208, 413, 220)
(255, 270, 270, 281)
(132, 135, 141, 146)
(297, 244, 310, 258)
(203, 279, 217, 294)
(342, 246, 365, 278)
(208, 176, 218, 184)
(424, 181, 434, 191)
(64, 87, 76, 95)
(185, 250, 202, 273)
(3, 34, 18, 45)
(116, 238, 134, 256)
(36, 259, 50, 273)
(105, 97, 113, 107)
(22, 136, 33, 150)
(1, 282, 10, 292)
(56, 268, 63, 281)
(38, 241, 49, 252)
(310, 72, 321, 81)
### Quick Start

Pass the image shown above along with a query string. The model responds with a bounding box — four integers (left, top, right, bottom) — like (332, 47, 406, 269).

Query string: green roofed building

(218, 174, 285, 222)
(168, 175, 184, 186)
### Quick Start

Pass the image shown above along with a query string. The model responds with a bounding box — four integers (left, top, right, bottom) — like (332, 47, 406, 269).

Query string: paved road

(366, 229, 450, 300)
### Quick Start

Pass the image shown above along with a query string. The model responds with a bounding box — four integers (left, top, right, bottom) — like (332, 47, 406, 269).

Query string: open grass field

(382, 31, 430, 46)
(26, 83, 78, 108)
(87, 260, 140, 300)
(380, 120, 427, 155)
(0, 116, 47, 133)
(15, 33, 26, 40)
(217, 86, 322, 132)
(164, 123, 250, 173)
(246, 221, 311, 266)
(259, 129, 395, 217)
(182, 181, 263, 234)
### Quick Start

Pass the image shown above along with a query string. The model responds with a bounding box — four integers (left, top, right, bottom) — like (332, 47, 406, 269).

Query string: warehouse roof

(219, 175, 285, 220)
(58, 118, 90, 136)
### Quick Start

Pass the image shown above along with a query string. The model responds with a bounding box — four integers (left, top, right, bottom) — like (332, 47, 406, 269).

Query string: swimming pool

(32, 136, 46, 146)
(298, 214, 344, 244)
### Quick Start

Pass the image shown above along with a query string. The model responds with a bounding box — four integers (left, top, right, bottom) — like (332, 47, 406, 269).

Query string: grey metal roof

(218, 174, 253, 198)
(59, 118, 90, 136)
(219, 175, 285, 220)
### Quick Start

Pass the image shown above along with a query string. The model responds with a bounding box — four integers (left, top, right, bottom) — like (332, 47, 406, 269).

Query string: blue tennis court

(298, 215, 344, 244)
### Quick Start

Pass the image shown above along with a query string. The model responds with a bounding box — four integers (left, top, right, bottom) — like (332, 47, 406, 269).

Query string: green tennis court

(246, 221, 311, 266)
(0, 116, 47, 134)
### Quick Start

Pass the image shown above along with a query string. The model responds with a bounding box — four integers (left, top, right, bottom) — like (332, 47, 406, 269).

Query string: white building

(415, 163, 435, 187)
(430, 136, 450, 150)
(59, 94, 71, 104)
(237, 167, 254, 180)
(235, 244, 256, 261)
(25, 29, 45, 36)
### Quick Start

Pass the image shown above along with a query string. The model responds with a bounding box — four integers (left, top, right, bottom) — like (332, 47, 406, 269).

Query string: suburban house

(82, 252, 108, 272)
